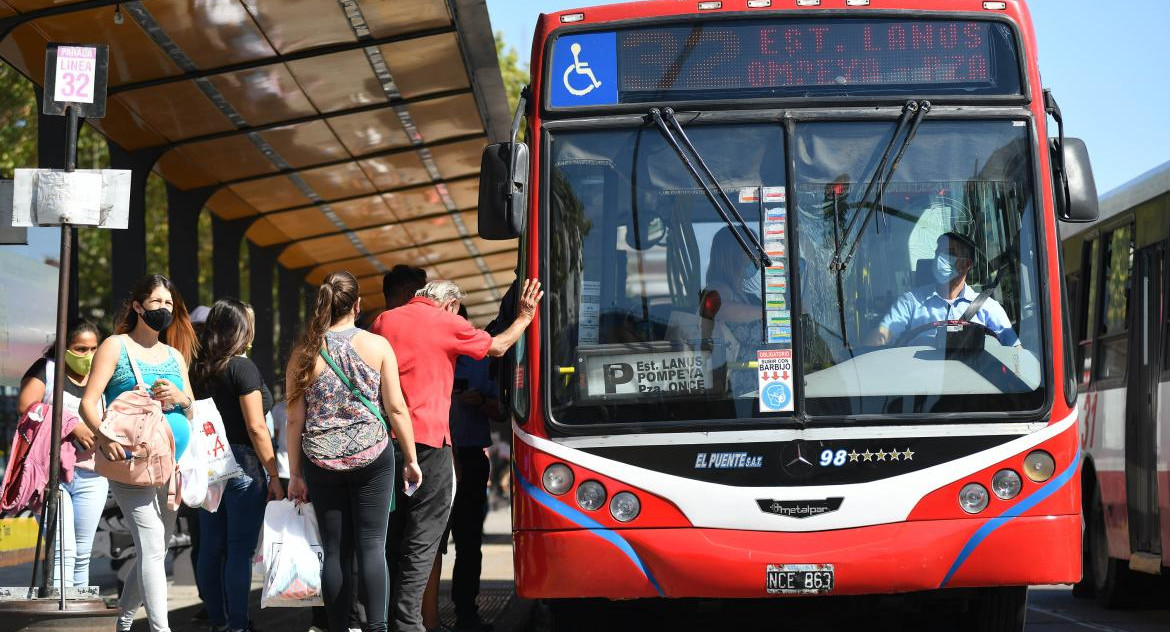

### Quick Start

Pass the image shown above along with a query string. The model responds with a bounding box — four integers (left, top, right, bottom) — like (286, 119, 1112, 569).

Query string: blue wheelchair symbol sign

(550, 32, 617, 107)
(761, 381, 792, 411)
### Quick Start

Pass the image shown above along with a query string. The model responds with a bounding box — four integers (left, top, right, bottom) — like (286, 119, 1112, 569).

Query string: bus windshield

(546, 118, 1044, 426)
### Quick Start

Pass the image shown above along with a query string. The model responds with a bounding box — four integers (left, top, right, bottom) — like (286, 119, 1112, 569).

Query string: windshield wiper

(829, 100, 931, 272)
(649, 107, 772, 269)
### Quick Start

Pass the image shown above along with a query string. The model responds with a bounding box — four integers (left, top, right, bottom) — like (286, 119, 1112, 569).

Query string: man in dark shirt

(370, 278, 541, 632)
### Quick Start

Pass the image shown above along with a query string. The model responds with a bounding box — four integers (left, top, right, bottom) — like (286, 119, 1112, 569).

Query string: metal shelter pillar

(248, 243, 279, 386)
(212, 216, 249, 300)
(107, 142, 160, 315)
(35, 87, 80, 322)
(166, 184, 216, 306)
(277, 266, 307, 372)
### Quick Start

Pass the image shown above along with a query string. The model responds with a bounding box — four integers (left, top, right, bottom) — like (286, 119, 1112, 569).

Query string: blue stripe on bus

(939, 447, 1081, 588)
(516, 472, 665, 597)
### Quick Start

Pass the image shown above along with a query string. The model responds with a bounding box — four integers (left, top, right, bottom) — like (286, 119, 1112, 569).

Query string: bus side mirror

(1050, 137, 1098, 223)
(478, 142, 528, 240)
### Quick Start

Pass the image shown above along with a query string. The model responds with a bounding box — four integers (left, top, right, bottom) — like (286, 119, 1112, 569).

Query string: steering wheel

(893, 319, 1000, 347)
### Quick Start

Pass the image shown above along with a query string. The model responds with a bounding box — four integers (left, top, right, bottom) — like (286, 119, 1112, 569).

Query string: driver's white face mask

(933, 253, 961, 284)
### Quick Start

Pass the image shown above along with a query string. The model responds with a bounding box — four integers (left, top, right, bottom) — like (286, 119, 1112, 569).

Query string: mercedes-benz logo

(780, 441, 815, 478)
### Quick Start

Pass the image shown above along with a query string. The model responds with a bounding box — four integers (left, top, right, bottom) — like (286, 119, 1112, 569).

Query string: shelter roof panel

(434, 257, 486, 280)
(0, 22, 43, 75)
(360, 0, 451, 38)
(361, 154, 430, 190)
(155, 147, 218, 190)
(400, 211, 475, 245)
(117, 82, 234, 141)
(257, 120, 350, 169)
(24, 6, 180, 85)
(230, 177, 311, 213)
(462, 288, 496, 306)
(299, 162, 377, 201)
(0, 5, 16, 19)
(380, 32, 469, 98)
(447, 177, 479, 210)
(466, 303, 498, 318)
(381, 185, 446, 221)
(325, 108, 411, 155)
(478, 251, 519, 271)
(207, 188, 261, 220)
(330, 196, 397, 230)
(242, 0, 357, 54)
(356, 274, 383, 297)
(353, 223, 416, 253)
(147, 0, 277, 69)
(247, 208, 338, 246)
(170, 135, 279, 182)
(444, 272, 500, 293)
(361, 292, 385, 311)
(373, 247, 433, 271)
(410, 93, 484, 143)
(428, 137, 486, 179)
(207, 64, 318, 127)
(87, 96, 168, 150)
(308, 256, 380, 285)
(279, 234, 359, 269)
(285, 49, 382, 114)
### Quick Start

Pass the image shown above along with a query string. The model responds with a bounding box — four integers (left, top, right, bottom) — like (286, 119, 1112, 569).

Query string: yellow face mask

(64, 349, 93, 376)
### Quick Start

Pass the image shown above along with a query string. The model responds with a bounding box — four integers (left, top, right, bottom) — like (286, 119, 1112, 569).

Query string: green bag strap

(319, 347, 388, 429)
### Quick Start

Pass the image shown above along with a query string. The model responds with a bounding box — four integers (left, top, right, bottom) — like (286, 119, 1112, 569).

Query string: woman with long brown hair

(285, 271, 422, 632)
(191, 298, 283, 632)
(78, 274, 197, 632)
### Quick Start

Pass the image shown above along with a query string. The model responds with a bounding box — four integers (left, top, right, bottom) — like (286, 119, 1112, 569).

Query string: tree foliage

(495, 30, 530, 135)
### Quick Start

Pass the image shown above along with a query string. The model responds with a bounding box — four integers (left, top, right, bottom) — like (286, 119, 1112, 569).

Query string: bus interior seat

(914, 257, 933, 288)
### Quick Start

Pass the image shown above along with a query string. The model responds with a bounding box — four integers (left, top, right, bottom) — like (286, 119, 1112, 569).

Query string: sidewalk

(1, 501, 527, 632)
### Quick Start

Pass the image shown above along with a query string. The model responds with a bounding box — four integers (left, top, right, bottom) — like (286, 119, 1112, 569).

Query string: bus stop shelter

(0, 0, 514, 381)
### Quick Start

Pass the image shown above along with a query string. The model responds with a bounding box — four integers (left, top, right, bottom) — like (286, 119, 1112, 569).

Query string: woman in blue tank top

(79, 274, 198, 632)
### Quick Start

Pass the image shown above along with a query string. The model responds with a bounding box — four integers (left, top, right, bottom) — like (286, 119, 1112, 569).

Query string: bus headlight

(959, 483, 989, 514)
(575, 480, 606, 511)
(610, 491, 641, 522)
(1023, 451, 1056, 482)
(542, 463, 573, 496)
(991, 469, 1022, 500)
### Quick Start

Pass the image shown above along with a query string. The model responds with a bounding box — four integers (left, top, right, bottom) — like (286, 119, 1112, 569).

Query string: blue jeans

(196, 444, 268, 631)
(52, 467, 109, 588)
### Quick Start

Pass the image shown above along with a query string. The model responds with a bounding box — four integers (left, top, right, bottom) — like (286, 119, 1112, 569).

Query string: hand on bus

(518, 278, 544, 321)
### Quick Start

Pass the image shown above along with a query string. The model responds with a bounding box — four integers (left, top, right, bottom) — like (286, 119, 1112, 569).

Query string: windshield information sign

(758, 349, 794, 412)
(550, 31, 618, 107)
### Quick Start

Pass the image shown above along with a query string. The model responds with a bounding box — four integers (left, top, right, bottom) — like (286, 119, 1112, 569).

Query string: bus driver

(865, 231, 1019, 347)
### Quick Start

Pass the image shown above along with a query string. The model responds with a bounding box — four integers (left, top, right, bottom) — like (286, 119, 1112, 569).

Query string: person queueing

(370, 278, 542, 632)
(285, 271, 423, 632)
(79, 274, 198, 632)
(191, 299, 285, 632)
(17, 319, 106, 588)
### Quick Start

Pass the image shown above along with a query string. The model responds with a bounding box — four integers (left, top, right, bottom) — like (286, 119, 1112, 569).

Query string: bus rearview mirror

(1051, 137, 1098, 223)
(478, 142, 528, 240)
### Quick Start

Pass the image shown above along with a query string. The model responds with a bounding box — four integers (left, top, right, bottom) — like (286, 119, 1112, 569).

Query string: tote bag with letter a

(190, 398, 242, 484)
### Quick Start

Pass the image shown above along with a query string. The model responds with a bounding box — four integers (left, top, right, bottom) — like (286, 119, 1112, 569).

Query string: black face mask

(140, 307, 173, 332)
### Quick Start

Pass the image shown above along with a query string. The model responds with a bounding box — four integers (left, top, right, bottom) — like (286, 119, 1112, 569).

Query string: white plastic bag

(191, 399, 243, 483)
(257, 500, 324, 608)
(178, 416, 209, 507)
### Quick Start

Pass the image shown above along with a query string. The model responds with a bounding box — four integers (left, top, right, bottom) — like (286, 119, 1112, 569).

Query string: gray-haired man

(370, 278, 542, 632)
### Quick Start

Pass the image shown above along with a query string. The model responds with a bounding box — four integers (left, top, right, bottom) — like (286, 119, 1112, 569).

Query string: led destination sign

(548, 19, 1022, 107)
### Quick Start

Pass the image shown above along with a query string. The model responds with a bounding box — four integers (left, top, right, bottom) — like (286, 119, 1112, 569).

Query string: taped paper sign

(758, 349, 794, 412)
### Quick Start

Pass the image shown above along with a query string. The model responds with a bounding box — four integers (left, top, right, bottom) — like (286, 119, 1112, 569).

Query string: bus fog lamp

(610, 492, 641, 522)
(991, 469, 1022, 500)
(542, 463, 574, 495)
(1023, 451, 1055, 482)
(958, 483, 989, 514)
(576, 480, 607, 511)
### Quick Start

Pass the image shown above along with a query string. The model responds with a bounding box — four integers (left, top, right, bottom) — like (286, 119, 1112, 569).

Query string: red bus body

(509, 0, 1080, 601)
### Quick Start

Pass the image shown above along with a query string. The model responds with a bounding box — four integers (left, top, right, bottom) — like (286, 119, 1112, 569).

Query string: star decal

(902, 448, 914, 461)
(876, 450, 887, 461)
(861, 449, 873, 462)
(848, 450, 860, 462)
(889, 450, 900, 461)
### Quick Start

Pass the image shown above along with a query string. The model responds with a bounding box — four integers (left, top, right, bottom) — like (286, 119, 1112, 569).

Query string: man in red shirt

(370, 277, 542, 632)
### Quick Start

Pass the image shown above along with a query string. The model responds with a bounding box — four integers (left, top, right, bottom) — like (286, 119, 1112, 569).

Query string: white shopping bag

(191, 399, 243, 483)
(178, 416, 209, 508)
(257, 500, 324, 608)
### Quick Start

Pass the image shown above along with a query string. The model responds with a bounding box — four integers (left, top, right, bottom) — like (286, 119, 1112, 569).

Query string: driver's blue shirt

(879, 283, 1019, 346)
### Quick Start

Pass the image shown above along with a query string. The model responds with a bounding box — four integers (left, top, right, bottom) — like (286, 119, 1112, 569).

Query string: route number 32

(57, 72, 91, 100)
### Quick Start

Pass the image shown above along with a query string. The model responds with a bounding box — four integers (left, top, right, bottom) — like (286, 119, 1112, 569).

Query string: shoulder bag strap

(319, 347, 388, 430)
(120, 335, 147, 387)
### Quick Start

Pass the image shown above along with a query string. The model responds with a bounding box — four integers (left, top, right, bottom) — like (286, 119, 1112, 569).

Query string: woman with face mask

(17, 319, 105, 588)
(79, 274, 198, 632)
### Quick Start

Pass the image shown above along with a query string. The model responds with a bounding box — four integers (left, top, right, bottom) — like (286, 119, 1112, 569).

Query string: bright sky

(486, 0, 1170, 195)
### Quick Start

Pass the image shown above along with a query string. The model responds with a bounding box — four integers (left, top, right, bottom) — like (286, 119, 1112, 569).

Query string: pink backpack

(93, 337, 176, 487)
(0, 402, 80, 514)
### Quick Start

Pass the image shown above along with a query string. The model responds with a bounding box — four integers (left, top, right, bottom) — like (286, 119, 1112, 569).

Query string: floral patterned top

(302, 328, 389, 470)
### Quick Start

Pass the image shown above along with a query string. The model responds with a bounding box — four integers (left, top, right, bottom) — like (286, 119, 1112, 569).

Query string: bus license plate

(765, 564, 834, 594)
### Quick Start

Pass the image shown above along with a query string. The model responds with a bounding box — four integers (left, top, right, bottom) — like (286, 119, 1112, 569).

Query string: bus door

(1125, 243, 1164, 559)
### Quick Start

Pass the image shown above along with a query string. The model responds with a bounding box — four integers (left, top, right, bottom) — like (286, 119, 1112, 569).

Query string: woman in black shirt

(191, 299, 283, 632)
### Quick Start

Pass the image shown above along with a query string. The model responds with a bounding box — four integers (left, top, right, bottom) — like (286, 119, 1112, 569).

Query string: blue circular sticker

(762, 381, 792, 410)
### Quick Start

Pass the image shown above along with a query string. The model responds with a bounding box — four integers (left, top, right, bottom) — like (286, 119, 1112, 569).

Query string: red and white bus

(478, 1, 1098, 628)
(1063, 161, 1170, 607)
